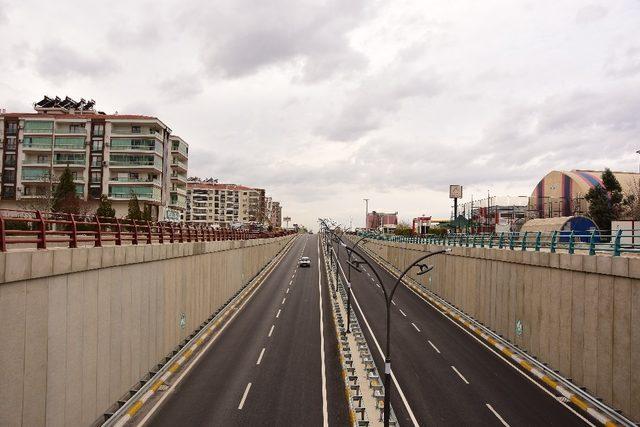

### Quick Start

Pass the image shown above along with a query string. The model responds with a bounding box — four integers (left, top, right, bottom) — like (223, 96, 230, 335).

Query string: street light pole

(321, 218, 447, 427)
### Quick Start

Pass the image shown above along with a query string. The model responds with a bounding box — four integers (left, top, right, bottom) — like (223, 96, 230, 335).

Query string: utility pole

(363, 198, 369, 229)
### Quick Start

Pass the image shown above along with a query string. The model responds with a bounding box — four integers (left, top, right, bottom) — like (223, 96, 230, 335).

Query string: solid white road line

(486, 404, 510, 426)
(451, 366, 469, 384)
(268, 325, 275, 337)
(318, 236, 329, 427)
(238, 383, 252, 410)
(276, 309, 281, 318)
(411, 322, 420, 332)
(428, 340, 440, 354)
(399, 309, 407, 317)
(256, 348, 265, 365)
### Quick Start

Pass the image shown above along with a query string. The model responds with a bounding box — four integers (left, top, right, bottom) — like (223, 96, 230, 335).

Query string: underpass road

(144, 234, 349, 427)
(334, 239, 591, 426)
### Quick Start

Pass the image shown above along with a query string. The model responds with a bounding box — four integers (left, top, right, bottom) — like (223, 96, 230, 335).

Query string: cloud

(107, 21, 163, 48)
(34, 43, 117, 83)
(605, 45, 640, 78)
(157, 75, 203, 101)
(315, 68, 443, 141)
(575, 4, 608, 24)
(182, 0, 373, 81)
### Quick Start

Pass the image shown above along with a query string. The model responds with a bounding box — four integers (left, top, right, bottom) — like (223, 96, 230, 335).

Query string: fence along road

(333, 239, 592, 426)
(138, 234, 349, 426)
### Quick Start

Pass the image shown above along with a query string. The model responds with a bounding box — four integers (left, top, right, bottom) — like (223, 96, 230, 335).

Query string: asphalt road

(145, 234, 349, 427)
(334, 238, 592, 427)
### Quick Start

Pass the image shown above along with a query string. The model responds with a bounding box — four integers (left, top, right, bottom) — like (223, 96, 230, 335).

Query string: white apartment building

(0, 96, 188, 220)
(185, 182, 267, 228)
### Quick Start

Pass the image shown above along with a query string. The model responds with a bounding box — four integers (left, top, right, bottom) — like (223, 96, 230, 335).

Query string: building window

(4, 137, 16, 150)
(37, 155, 48, 163)
(91, 172, 101, 183)
(91, 139, 103, 151)
(91, 156, 102, 167)
(69, 124, 85, 133)
(6, 123, 18, 135)
(2, 185, 15, 198)
(92, 124, 104, 136)
(4, 154, 16, 167)
(3, 169, 16, 183)
(131, 126, 141, 134)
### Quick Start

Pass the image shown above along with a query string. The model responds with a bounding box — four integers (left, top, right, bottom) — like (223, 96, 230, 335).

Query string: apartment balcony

(109, 176, 161, 186)
(170, 172, 187, 183)
(22, 137, 53, 151)
(54, 137, 86, 151)
(53, 155, 86, 168)
(171, 159, 188, 173)
(169, 194, 187, 209)
(109, 155, 162, 172)
(171, 142, 188, 159)
(110, 127, 164, 141)
(108, 185, 161, 203)
(109, 138, 163, 155)
(21, 168, 51, 181)
(23, 121, 54, 135)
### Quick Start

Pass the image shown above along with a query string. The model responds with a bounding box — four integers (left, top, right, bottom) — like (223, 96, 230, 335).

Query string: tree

(585, 168, 624, 231)
(96, 195, 115, 218)
(127, 192, 142, 220)
(142, 205, 152, 221)
(52, 167, 80, 214)
(623, 179, 640, 220)
(394, 222, 414, 236)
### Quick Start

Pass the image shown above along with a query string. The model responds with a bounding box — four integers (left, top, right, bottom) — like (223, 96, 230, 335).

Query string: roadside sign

(515, 319, 523, 336)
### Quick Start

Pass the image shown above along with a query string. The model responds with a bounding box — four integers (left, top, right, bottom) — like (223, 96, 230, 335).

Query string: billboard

(449, 185, 463, 199)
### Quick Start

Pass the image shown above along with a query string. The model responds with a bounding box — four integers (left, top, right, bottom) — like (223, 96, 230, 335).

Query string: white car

(298, 256, 311, 267)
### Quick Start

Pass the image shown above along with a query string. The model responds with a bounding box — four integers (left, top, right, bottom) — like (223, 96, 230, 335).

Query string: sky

(1, 1, 640, 229)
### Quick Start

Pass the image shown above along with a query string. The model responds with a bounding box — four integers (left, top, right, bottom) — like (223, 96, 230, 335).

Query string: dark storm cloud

(34, 43, 117, 82)
(182, 0, 373, 81)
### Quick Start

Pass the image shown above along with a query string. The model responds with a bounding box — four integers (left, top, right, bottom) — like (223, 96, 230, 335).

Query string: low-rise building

(0, 96, 188, 220)
(185, 181, 267, 228)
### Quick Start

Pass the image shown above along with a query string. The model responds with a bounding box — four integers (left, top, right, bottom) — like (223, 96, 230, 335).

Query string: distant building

(168, 136, 189, 220)
(367, 211, 398, 231)
(185, 181, 268, 228)
(0, 96, 188, 220)
(412, 216, 432, 235)
(529, 170, 640, 219)
(457, 196, 528, 233)
(271, 201, 282, 228)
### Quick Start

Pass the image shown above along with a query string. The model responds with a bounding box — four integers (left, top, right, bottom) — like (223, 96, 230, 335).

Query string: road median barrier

(321, 235, 397, 426)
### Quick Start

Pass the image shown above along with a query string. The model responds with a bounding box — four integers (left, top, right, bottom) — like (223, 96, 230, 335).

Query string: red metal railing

(0, 209, 293, 251)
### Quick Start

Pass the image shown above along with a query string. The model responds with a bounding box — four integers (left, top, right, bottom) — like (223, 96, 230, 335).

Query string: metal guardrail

(0, 208, 294, 251)
(360, 229, 640, 256)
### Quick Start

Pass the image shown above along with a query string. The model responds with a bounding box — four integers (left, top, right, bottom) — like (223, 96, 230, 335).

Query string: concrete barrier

(358, 239, 640, 421)
(0, 236, 293, 427)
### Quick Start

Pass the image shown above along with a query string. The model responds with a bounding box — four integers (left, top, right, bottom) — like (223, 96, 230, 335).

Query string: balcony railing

(109, 156, 162, 169)
(171, 159, 187, 170)
(0, 208, 294, 251)
(110, 177, 161, 185)
(110, 139, 161, 154)
(53, 157, 86, 165)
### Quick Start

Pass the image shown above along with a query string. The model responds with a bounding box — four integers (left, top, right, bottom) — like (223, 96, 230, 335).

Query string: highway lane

(145, 234, 348, 426)
(333, 238, 590, 426)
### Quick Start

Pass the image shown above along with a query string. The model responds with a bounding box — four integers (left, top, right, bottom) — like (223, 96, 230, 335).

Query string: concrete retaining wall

(0, 236, 293, 427)
(359, 239, 640, 421)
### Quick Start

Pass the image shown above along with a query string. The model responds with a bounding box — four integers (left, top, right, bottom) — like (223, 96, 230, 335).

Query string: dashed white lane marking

(292, 274, 295, 279)
(376, 283, 381, 288)
(282, 297, 286, 305)
(286, 288, 290, 294)
(256, 348, 265, 365)
(486, 404, 510, 426)
(428, 340, 441, 353)
(399, 309, 407, 317)
(276, 309, 281, 318)
(238, 382, 252, 410)
(268, 325, 275, 337)
(289, 280, 293, 285)
(391, 300, 396, 306)
(411, 322, 420, 332)
(451, 366, 469, 384)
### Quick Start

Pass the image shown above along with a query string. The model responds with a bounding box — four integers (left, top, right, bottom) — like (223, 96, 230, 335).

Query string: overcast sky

(1, 1, 640, 229)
